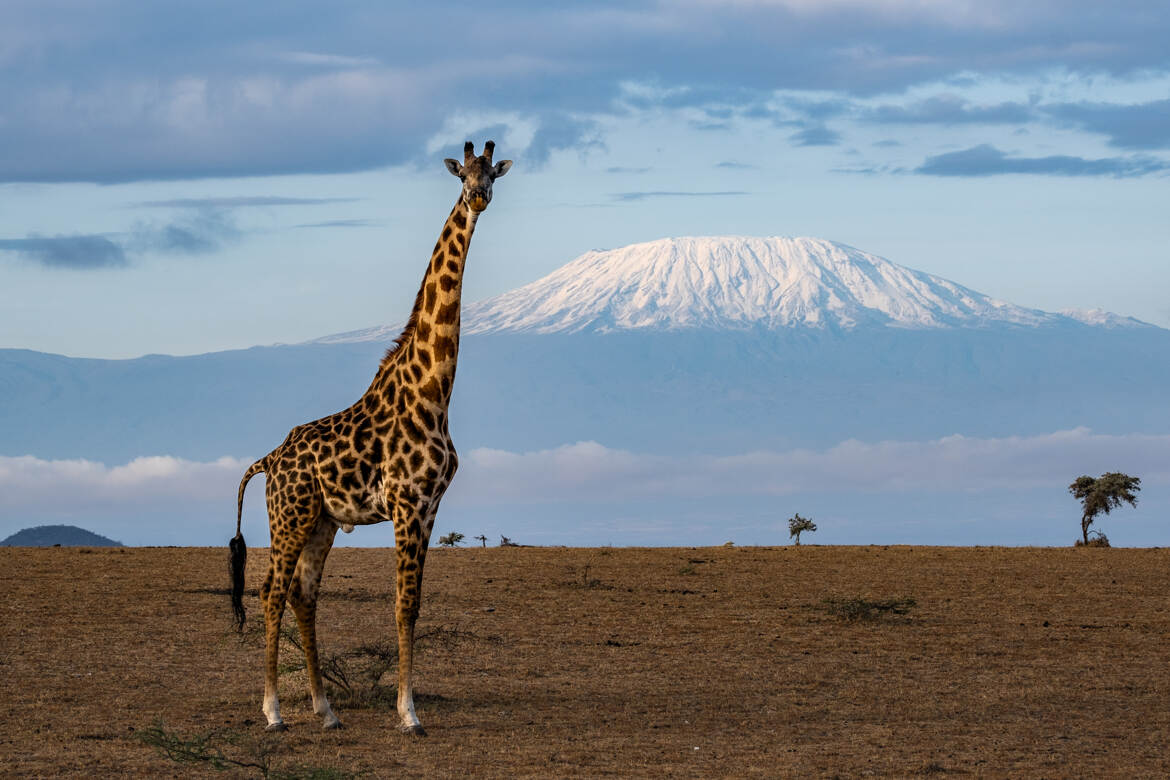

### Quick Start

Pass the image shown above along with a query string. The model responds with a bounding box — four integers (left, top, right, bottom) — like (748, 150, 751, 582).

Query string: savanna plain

(2, 544, 1168, 777)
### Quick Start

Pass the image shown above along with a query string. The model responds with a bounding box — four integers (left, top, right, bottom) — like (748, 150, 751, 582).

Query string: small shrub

(1075, 533, 1111, 548)
(821, 596, 917, 622)
(678, 564, 696, 575)
(500, 535, 519, 547)
(437, 531, 464, 547)
(136, 720, 355, 778)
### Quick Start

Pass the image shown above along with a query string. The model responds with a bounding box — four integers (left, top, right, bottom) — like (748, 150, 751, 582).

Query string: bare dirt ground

(2, 544, 1168, 778)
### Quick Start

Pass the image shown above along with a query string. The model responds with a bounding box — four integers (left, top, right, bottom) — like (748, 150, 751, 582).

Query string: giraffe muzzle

(468, 192, 488, 212)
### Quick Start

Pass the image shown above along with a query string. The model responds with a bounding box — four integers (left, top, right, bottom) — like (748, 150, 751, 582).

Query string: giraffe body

(230, 142, 511, 733)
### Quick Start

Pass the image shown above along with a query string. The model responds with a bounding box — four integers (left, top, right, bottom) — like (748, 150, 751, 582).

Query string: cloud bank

(3, 1, 1169, 182)
(3, 430, 1165, 517)
(915, 144, 1170, 177)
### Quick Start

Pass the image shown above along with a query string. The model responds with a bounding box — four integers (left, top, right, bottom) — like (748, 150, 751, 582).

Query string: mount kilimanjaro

(2, 236, 1167, 464)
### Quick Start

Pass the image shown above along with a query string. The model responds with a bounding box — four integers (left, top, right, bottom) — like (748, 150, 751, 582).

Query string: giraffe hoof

(265, 722, 288, 733)
(324, 719, 344, 731)
(400, 724, 427, 737)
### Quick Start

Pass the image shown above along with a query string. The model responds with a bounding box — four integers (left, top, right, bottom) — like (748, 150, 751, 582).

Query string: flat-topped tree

(229, 141, 511, 735)
(1069, 472, 1140, 546)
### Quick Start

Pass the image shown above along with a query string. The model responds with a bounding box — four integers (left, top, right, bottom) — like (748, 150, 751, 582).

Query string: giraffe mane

(380, 275, 427, 368)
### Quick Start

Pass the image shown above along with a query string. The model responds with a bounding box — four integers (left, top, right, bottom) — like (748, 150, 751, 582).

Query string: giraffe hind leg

(290, 518, 342, 730)
(262, 509, 317, 731)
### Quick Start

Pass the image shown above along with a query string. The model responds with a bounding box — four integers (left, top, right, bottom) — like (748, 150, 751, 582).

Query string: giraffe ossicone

(229, 141, 512, 734)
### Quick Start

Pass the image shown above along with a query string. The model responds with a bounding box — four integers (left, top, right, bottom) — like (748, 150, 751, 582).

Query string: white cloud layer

(2, 429, 1165, 516)
(448, 428, 1170, 504)
(0, 454, 251, 509)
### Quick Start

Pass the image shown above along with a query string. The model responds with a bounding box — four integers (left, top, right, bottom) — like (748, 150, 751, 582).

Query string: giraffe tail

(230, 456, 267, 632)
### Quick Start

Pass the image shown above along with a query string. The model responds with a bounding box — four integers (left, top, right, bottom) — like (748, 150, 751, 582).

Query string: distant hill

(1, 525, 124, 547)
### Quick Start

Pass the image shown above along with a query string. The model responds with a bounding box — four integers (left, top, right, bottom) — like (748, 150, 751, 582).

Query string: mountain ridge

(314, 236, 1152, 344)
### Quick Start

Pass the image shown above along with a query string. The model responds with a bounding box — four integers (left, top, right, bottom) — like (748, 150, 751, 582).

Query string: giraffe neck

(374, 197, 478, 408)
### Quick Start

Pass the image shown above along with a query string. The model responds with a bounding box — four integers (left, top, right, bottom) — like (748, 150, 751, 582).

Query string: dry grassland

(2, 544, 1168, 777)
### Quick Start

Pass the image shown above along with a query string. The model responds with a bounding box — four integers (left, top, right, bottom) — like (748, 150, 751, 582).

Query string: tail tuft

(229, 532, 247, 632)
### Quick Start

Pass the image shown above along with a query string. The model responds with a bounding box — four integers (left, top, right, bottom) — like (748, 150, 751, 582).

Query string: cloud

(128, 209, 242, 255)
(443, 428, 1170, 505)
(295, 219, 381, 229)
(0, 235, 127, 269)
(915, 144, 1170, 177)
(715, 160, 756, 169)
(612, 190, 749, 202)
(1045, 99, 1170, 150)
(135, 196, 359, 209)
(789, 124, 842, 146)
(4, 2, 1168, 182)
(522, 114, 604, 167)
(2, 430, 1165, 545)
(866, 95, 1034, 125)
(9, 429, 1168, 513)
(0, 454, 250, 510)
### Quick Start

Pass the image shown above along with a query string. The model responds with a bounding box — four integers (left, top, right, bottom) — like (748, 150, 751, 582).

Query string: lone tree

(474, 534, 488, 548)
(788, 513, 817, 545)
(437, 531, 465, 547)
(1068, 472, 1141, 545)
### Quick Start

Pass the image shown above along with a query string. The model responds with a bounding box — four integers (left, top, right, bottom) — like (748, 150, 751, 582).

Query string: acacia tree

(788, 513, 817, 545)
(1068, 472, 1141, 545)
(474, 534, 488, 548)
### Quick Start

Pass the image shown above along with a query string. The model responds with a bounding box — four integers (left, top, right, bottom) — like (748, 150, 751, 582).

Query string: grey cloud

(1045, 99, 1170, 150)
(136, 196, 359, 209)
(295, 219, 381, 229)
(789, 125, 842, 147)
(916, 144, 1170, 177)
(715, 161, 756, 169)
(0, 235, 127, 269)
(523, 114, 603, 168)
(867, 95, 1035, 125)
(4, 1, 1168, 182)
(612, 191, 749, 202)
(128, 209, 241, 255)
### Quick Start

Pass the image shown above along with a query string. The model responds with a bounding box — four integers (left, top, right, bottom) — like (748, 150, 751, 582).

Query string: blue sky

(1, 0, 1169, 358)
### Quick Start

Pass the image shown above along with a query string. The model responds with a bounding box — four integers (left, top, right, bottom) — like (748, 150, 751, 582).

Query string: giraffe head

(445, 141, 512, 213)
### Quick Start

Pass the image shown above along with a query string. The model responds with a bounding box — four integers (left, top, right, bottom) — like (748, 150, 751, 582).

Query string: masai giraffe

(229, 141, 512, 734)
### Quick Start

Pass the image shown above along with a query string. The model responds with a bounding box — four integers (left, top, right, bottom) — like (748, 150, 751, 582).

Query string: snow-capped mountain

(465, 236, 1075, 334)
(316, 236, 1148, 343)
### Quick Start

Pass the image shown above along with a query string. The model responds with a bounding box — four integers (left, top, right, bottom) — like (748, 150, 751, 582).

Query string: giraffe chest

(317, 423, 458, 525)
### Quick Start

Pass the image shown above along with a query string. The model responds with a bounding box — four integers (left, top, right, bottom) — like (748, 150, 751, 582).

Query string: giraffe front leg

(393, 514, 430, 735)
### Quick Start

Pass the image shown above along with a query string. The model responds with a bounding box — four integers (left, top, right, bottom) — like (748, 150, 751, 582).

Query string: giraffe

(228, 140, 512, 734)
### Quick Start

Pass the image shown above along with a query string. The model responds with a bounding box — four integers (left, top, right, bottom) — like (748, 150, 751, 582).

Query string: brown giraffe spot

(433, 335, 456, 362)
(418, 377, 441, 403)
(435, 302, 459, 325)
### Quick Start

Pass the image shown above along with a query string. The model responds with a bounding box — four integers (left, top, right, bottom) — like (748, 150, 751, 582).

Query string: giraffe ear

(492, 160, 513, 179)
(444, 159, 463, 177)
